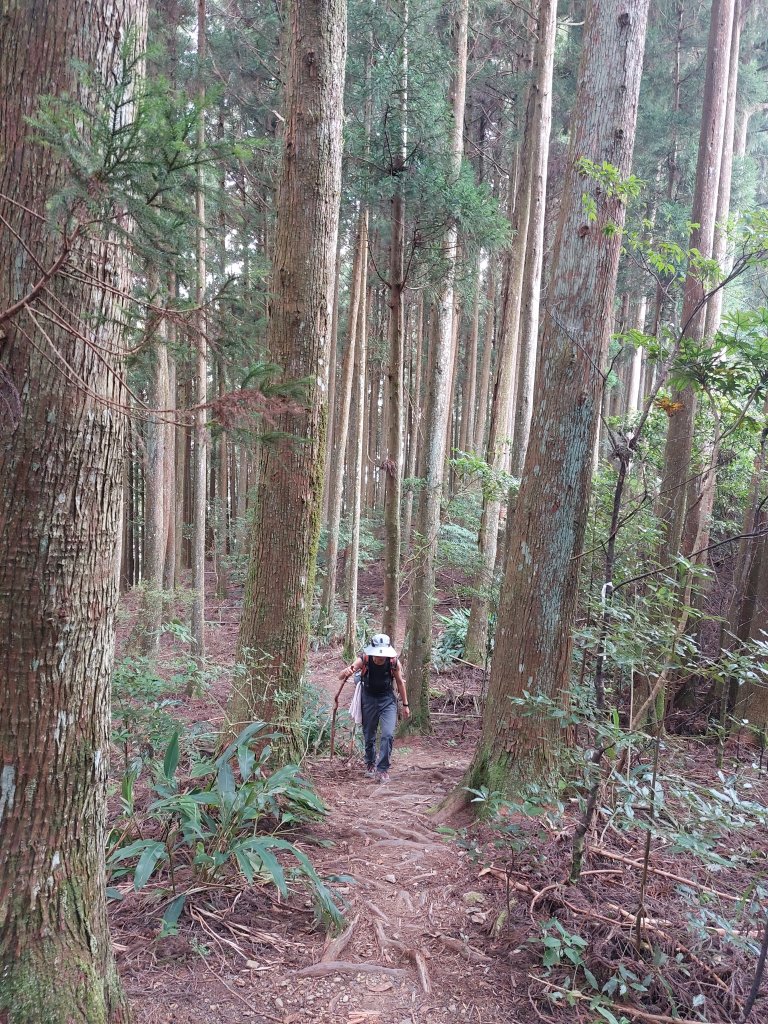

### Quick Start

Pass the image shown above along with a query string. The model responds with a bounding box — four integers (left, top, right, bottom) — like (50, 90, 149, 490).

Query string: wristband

(402, 702, 409, 707)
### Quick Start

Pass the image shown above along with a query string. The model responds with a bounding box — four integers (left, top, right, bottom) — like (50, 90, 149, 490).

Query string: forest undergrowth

(107, 565, 768, 1024)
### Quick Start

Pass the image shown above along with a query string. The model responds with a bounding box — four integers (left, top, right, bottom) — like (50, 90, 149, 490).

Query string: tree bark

(465, 0, 650, 794)
(135, 273, 170, 654)
(402, 295, 424, 553)
(510, 0, 557, 476)
(473, 264, 496, 455)
(383, 0, 409, 642)
(462, 252, 519, 665)
(230, 0, 347, 752)
(320, 209, 368, 628)
(460, 268, 482, 457)
(191, 0, 209, 663)
(656, 0, 735, 565)
(0, 1, 146, 1019)
(162, 289, 177, 600)
(405, 0, 469, 730)
(703, 0, 742, 341)
(345, 242, 371, 658)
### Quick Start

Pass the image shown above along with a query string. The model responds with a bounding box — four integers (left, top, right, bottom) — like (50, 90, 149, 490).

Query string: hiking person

(335, 633, 410, 784)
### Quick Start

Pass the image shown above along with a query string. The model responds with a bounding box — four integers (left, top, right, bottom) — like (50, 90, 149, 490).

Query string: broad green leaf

(217, 761, 236, 809)
(583, 967, 599, 990)
(234, 846, 256, 883)
(163, 731, 180, 780)
(109, 838, 157, 864)
(595, 1005, 621, 1024)
(214, 722, 268, 770)
(162, 893, 186, 928)
(242, 840, 287, 896)
(237, 743, 256, 782)
(134, 842, 168, 890)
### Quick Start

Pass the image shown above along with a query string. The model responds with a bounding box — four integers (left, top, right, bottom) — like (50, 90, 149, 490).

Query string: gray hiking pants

(361, 689, 397, 771)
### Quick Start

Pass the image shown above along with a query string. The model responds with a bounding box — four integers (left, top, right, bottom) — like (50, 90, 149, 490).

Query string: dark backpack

(360, 653, 398, 696)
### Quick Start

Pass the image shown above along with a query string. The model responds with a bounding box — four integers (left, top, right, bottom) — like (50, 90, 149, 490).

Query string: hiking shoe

(365, 764, 376, 778)
(375, 770, 390, 785)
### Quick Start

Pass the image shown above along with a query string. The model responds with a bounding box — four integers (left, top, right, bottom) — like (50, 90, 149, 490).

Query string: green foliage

(108, 724, 345, 932)
(449, 450, 518, 504)
(576, 158, 645, 203)
(320, 514, 382, 575)
(111, 656, 183, 772)
(432, 607, 496, 670)
(536, 918, 590, 972)
(437, 522, 482, 575)
(297, 682, 335, 756)
(667, 309, 768, 399)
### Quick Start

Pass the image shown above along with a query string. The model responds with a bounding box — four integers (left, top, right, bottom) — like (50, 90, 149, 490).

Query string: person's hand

(338, 668, 349, 682)
(401, 704, 411, 720)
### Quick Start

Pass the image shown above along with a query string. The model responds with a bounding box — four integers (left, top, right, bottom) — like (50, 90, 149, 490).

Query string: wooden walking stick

(329, 702, 338, 759)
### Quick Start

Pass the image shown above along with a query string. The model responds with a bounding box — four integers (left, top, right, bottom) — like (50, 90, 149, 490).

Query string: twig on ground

(591, 846, 743, 902)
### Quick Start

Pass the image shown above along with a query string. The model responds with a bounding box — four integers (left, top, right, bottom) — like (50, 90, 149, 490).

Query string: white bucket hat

(363, 633, 398, 658)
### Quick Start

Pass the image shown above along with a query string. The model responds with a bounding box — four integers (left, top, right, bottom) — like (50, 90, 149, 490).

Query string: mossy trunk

(230, 0, 347, 752)
(1, 925, 130, 1024)
(0, 1, 147, 1019)
(464, 0, 650, 798)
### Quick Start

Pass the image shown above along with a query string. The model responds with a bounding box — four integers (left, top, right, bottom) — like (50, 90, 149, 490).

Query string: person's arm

(393, 661, 410, 719)
(335, 655, 363, 706)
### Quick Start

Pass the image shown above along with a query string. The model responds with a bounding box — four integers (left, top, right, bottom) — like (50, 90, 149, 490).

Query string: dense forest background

(2, 0, 768, 1021)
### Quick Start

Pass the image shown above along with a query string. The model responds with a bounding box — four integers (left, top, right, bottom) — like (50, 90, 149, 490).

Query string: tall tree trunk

(626, 292, 647, 415)
(460, 269, 481, 456)
(320, 208, 368, 627)
(365, 357, 377, 510)
(463, 248, 521, 665)
(703, 0, 742, 341)
(323, 235, 343, 525)
(473, 264, 496, 454)
(191, 0, 209, 662)
(345, 246, 371, 658)
(214, 362, 230, 599)
(510, 0, 557, 476)
(464, 0, 650, 795)
(0, 2, 146, 1019)
(657, 0, 735, 565)
(402, 295, 424, 553)
(163, 286, 177, 600)
(463, 138, 536, 665)
(677, 0, 743, 566)
(405, 0, 469, 730)
(383, 1, 408, 641)
(136, 274, 169, 653)
(230, 0, 347, 751)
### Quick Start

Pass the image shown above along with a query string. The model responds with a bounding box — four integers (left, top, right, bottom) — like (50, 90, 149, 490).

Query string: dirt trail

(299, 749, 514, 1024)
(272, 652, 520, 1024)
(121, 645, 522, 1024)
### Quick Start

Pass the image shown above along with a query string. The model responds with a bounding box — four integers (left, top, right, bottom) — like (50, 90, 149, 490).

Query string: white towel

(348, 679, 363, 725)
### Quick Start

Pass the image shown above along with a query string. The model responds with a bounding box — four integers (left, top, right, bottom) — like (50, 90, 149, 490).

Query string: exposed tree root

(436, 934, 491, 964)
(320, 915, 358, 963)
(294, 961, 407, 978)
(372, 919, 432, 993)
